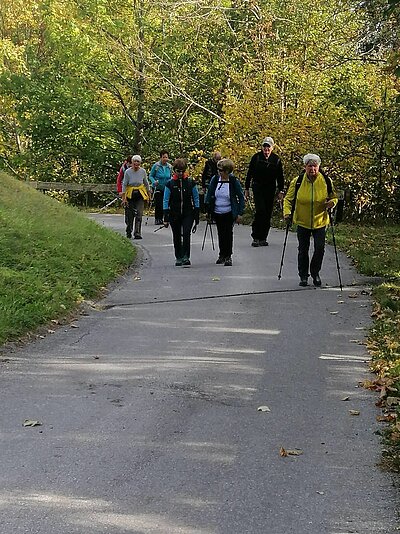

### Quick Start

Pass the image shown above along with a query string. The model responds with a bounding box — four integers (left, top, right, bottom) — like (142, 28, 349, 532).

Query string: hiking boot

(312, 274, 322, 287)
(216, 256, 225, 264)
(259, 240, 269, 246)
(134, 235, 143, 239)
(182, 258, 191, 267)
(126, 233, 132, 239)
(251, 239, 260, 247)
(299, 277, 308, 287)
(175, 258, 183, 266)
(224, 257, 232, 266)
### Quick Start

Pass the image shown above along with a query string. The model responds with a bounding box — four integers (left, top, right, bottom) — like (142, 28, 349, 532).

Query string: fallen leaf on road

(348, 293, 359, 298)
(257, 405, 271, 412)
(280, 447, 303, 457)
(47, 329, 55, 334)
(133, 276, 141, 281)
(349, 410, 360, 416)
(212, 277, 220, 281)
(70, 324, 79, 329)
(23, 420, 42, 427)
(316, 491, 325, 495)
(341, 396, 350, 401)
(386, 397, 400, 406)
(330, 311, 339, 315)
(337, 300, 344, 304)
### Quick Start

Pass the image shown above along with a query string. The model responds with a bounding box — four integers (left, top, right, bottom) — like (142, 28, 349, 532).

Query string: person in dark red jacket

(116, 155, 132, 195)
(245, 137, 284, 247)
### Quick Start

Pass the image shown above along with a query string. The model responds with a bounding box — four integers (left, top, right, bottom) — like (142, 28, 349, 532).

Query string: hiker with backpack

(163, 158, 200, 267)
(204, 158, 245, 266)
(149, 150, 173, 225)
(245, 137, 285, 247)
(283, 154, 337, 287)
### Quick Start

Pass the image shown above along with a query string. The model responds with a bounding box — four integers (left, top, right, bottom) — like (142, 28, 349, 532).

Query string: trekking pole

(145, 189, 156, 225)
(201, 221, 209, 250)
(278, 218, 291, 280)
(100, 195, 120, 211)
(209, 221, 215, 250)
(154, 225, 165, 232)
(328, 210, 343, 291)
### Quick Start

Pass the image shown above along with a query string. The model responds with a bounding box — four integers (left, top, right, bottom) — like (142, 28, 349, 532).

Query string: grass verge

(332, 223, 400, 471)
(0, 172, 135, 346)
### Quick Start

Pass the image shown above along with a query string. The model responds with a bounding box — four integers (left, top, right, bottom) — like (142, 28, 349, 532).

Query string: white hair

(303, 153, 321, 166)
(132, 155, 142, 163)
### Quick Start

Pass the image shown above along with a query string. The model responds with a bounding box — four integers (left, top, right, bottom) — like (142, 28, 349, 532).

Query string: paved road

(0, 215, 398, 534)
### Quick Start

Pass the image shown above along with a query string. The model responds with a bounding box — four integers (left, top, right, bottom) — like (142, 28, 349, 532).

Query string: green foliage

(0, 0, 398, 220)
(0, 171, 135, 344)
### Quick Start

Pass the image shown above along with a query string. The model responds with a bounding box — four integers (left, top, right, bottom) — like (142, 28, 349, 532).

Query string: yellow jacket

(283, 172, 337, 229)
(125, 184, 150, 201)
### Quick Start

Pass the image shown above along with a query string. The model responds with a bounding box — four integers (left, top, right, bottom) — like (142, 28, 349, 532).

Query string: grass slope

(0, 172, 135, 345)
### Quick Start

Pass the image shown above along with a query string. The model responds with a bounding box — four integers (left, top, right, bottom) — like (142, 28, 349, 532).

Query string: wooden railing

(28, 181, 116, 192)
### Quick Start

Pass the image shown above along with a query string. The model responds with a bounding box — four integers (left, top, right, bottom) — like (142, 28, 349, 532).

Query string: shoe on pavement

(259, 240, 269, 246)
(182, 258, 191, 267)
(126, 233, 132, 239)
(175, 258, 183, 266)
(224, 257, 232, 266)
(216, 256, 225, 264)
(299, 277, 308, 287)
(134, 235, 143, 239)
(312, 274, 322, 287)
(251, 239, 260, 247)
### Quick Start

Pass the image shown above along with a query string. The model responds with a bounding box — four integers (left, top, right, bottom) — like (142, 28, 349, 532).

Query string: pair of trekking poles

(278, 210, 342, 290)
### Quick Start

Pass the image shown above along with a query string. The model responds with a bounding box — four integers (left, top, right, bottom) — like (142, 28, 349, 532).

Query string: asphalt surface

(0, 214, 398, 534)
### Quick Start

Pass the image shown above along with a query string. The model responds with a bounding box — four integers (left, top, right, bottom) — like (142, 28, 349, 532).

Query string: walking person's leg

(251, 184, 267, 246)
(213, 213, 226, 263)
(297, 225, 312, 286)
(125, 199, 135, 238)
(310, 227, 326, 286)
(133, 197, 144, 239)
(262, 193, 275, 245)
(170, 218, 183, 265)
(154, 191, 163, 224)
(219, 212, 233, 265)
(181, 214, 193, 266)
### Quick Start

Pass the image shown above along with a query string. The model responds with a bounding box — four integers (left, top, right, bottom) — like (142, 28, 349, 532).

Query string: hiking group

(116, 137, 338, 287)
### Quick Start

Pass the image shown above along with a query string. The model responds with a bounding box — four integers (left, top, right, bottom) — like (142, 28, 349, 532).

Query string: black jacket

(163, 177, 200, 221)
(245, 151, 284, 192)
(202, 158, 219, 189)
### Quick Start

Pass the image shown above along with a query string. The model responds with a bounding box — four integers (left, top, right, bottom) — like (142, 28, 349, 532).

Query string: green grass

(0, 172, 135, 345)
(332, 223, 400, 470)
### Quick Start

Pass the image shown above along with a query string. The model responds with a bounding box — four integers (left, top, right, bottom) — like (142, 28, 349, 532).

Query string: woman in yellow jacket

(283, 154, 337, 287)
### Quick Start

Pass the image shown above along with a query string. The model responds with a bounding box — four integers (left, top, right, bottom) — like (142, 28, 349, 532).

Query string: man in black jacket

(245, 137, 284, 247)
(201, 151, 222, 191)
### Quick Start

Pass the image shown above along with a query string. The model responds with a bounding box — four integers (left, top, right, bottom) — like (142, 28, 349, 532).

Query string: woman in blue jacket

(149, 150, 172, 225)
(205, 158, 245, 266)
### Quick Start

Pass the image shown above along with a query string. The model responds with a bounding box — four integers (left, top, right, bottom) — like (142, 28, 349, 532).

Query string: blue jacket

(149, 161, 172, 191)
(205, 174, 245, 221)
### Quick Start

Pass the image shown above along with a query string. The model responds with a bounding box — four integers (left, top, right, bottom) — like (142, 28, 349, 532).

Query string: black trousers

(153, 190, 163, 222)
(297, 225, 326, 278)
(213, 211, 233, 259)
(251, 184, 275, 240)
(125, 196, 144, 237)
(170, 214, 194, 260)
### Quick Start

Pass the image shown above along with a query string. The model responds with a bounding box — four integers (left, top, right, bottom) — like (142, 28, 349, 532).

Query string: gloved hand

(284, 214, 292, 226)
(163, 209, 170, 223)
(194, 208, 200, 226)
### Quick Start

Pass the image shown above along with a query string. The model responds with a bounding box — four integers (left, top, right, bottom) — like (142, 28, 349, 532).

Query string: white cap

(132, 154, 142, 163)
(303, 153, 321, 165)
(262, 137, 274, 147)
